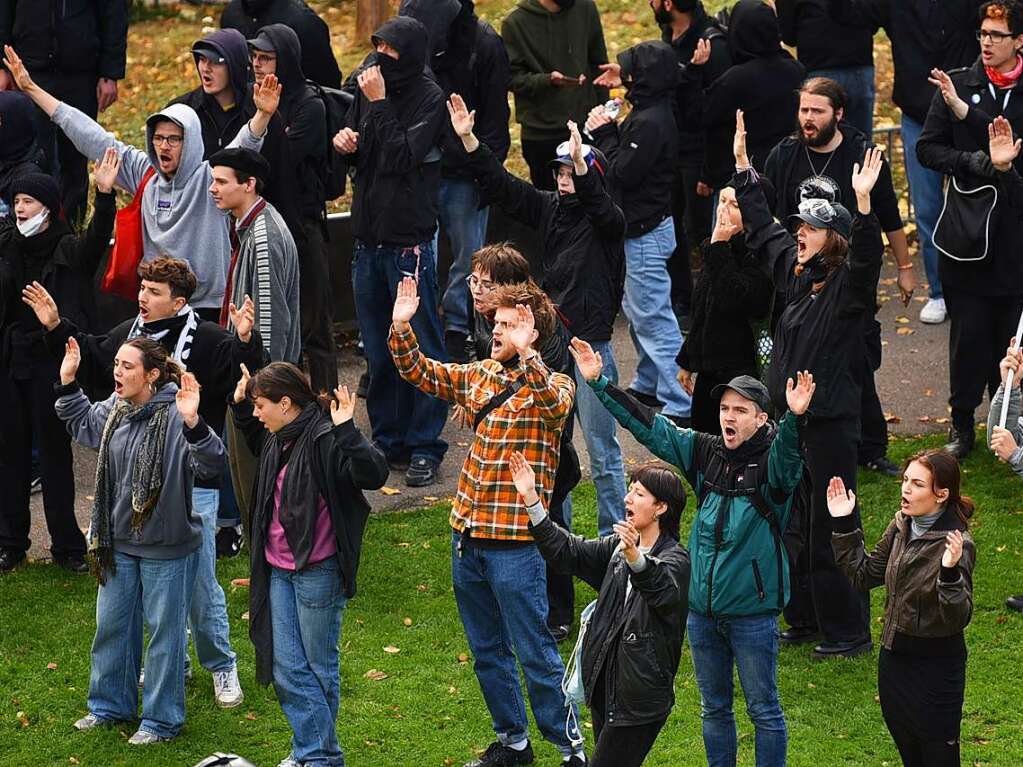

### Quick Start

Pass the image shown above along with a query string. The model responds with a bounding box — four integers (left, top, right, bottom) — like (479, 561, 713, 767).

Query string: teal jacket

(591, 377, 804, 617)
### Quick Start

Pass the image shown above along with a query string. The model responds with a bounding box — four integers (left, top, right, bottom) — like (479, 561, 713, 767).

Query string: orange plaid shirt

(389, 325, 575, 541)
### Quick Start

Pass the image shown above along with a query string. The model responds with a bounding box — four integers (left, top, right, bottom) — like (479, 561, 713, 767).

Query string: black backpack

(306, 79, 354, 202)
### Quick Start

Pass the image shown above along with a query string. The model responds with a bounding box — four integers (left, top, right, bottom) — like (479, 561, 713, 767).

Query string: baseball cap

(788, 197, 852, 240)
(710, 374, 772, 413)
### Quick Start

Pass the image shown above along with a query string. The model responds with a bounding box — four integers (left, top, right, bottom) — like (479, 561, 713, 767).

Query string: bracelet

(897, 263, 914, 271)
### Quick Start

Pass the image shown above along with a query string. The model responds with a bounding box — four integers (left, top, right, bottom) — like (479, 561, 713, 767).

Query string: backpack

(306, 79, 354, 202)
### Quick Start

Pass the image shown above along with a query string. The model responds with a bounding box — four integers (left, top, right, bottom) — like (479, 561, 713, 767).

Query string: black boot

(944, 424, 975, 460)
(1007, 595, 1023, 612)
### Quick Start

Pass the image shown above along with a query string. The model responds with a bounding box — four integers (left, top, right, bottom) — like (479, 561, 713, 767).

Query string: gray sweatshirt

(51, 101, 264, 310)
(55, 383, 226, 560)
(988, 383, 1023, 476)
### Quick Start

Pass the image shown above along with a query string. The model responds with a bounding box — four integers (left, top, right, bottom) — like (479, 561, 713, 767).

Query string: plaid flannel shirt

(389, 324, 574, 541)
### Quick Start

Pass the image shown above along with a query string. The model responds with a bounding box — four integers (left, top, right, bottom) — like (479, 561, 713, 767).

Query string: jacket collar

(894, 508, 967, 537)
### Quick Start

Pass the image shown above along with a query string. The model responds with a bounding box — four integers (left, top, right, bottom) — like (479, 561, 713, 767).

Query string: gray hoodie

(51, 101, 264, 310)
(988, 383, 1023, 477)
(55, 383, 226, 560)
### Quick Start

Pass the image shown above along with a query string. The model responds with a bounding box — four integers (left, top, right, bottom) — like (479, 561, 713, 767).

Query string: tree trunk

(356, 0, 392, 41)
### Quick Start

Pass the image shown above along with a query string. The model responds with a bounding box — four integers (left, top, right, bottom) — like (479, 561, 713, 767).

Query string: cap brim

(549, 157, 574, 169)
(247, 37, 275, 52)
(788, 211, 828, 231)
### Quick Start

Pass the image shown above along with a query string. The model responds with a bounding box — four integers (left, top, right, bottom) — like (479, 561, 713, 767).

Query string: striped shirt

(389, 325, 574, 542)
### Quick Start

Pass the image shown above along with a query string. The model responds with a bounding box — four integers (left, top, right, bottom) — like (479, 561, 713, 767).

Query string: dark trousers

(522, 135, 567, 191)
(0, 367, 84, 557)
(668, 164, 713, 315)
(32, 70, 98, 226)
(691, 367, 755, 435)
(859, 320, 888, 464)
(590, 671, 667, 767)
(944, 285, 1023, 428)
(783, 417, 870, 643)
(545, 418, 579, 628)
(299, 217, 339, 393)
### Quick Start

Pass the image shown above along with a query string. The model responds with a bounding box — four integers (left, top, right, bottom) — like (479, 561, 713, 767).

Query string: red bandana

(986, 54, 1023, 89)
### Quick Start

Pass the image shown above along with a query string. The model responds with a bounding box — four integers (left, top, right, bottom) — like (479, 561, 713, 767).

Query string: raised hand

(330, 384, 355, 426)
(584, 104, 612, 133)
(942, 530, 964, 568)
(990, 426, 1019, 461)
(510, 450, 540, 506)
(21, 281, 60, 330)
(593, 62, 622, 88)
(825, 476, 856, 518)
(232, 362, 252, 405)
(999, 338, 1023, 388)
(507, 303, 537, 354)
(678, 368, 695, 395)
(852, 146, 884, 201)
(569, 337, 604, 382)
(785, 370, 816, 415)
(392, 276, 420, 327)
(252, 73, 282, 115)
(928, 68, 968, 120)
(93, 147, 121, 194)
(691, 38, 711, 66)
(333, 127, 359, 155)
(3, 45, 34, 92)
(567, 120, 587, 173)
(447, 93, 476, 137)
(711, 200, 742, 243)
(60, 336, 81, 386)
(989, 115, 1021, 171)
(734, 109, 749, 168)
(229, 294, 255, 343)
(176, 372, 201, 428)
(613, 520, 641, 563)
(357, 65, 386, 102)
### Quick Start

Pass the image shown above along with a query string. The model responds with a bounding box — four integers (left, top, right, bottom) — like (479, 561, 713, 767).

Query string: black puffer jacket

(0, 0, 127, 79)
(220, 0, 342, 88)
(735, 169, 883, 419)
(531, 518, 690, 727)
(465, 140, 626, 343)
(342, 17, 446, 247)
(591, 40, 679, 237)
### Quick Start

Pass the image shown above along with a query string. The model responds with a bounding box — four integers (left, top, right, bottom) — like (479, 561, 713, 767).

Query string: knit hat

(9, 172, 61, 216)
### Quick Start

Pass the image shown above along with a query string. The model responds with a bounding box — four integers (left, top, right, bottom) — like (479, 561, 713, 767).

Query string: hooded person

(333, 15, 450, 487)
(398, 0, 511, 363)
(219, 0, 342, 88)
(2, 44, 282, 318)
(0, 92, 48, 216)
(701, 0, 805, 188)
(587, 40, 692, 427)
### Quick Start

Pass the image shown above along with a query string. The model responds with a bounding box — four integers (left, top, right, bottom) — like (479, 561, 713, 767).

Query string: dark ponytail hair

(245, 362, 317, 408)
(630, 464, 686, 541)
(121, 337, 183, 390)
(905, 449, 975, 528)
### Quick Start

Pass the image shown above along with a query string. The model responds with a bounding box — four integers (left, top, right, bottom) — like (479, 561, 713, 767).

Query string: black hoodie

(220, 0, 342, 88)
(701, 0, 805, 187)
(0, 92, 47, 208)
(399, 0, 511, 180)
(591, 41, 679, 236)
(342, 17, 446, 247)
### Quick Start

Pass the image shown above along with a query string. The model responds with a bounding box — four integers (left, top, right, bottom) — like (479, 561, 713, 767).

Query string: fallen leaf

(16, 711, 28, 728)
(914, 295, 928, 303)
(917, 416, 931, 423)
(364, 669, 389, 681)
(895, 315, 910, 324)
(923, 388, 933, 397)
(879, 277, 896, 286)
(448, 686, 458, 694)
(403, 617, 413, 627)
(935, 417, 950, 424)
(69, 758, 80, 765)
(383, 645, 401, 654)
(245, 711, 257, 721)
(241, 611, 250, 621)
(46, 662, 58, 670)
(423, 496, 440, 502)
(397, 542, 411, 548)
(457, 652, 470, 663)
(417, 583, 428, 592)
(997, 545, 1007, 553)
(884, 413, 901, 424)
(380, 486, 402, 496)
(896, 327, 915, 335)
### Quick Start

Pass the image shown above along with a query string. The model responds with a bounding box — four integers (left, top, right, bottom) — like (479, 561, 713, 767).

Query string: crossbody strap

(473, 377, 526, 431)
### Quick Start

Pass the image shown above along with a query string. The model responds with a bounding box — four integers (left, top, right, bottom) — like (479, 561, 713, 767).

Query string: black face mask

(552, 0, 576, 9)
(369, 50, 402, 84)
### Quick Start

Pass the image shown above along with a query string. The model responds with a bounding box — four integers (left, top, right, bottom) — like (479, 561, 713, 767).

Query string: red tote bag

(101, 166, 156, 301)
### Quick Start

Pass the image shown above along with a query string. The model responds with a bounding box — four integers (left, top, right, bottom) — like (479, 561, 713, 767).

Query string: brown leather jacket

(832, 509, 975, 651)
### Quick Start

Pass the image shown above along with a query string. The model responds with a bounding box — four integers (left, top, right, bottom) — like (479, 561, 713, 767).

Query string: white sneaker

(213, 665, 244, 708)
(919, 297, 947, 324)
(73, 713, 104, 731)
(276, 756, 302, 767)
(127, 728, 169, 745)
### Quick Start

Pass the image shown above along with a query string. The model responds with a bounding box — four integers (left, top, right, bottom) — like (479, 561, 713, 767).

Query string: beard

(801, 115, 840, 148)
(652, 2, 673, 24)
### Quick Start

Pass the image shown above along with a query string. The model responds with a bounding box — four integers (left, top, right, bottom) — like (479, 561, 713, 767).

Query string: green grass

(2, 433, 1022, 765)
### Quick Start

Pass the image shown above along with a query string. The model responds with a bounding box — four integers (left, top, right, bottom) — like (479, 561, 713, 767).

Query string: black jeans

(944, 285, 1023, 429)
(300, 217, 339, 393)
(589, 671, 667, 767)
(522, 135, 567, 192)
(545, 418, 578, 628)
(784, 416, 871, 643)
(0, 366, 84, 557)
(858, 320, 888, 464)
(668, 164, 713, 315)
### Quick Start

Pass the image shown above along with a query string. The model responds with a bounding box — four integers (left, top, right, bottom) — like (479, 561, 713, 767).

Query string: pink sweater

(264, 462, 337, 570)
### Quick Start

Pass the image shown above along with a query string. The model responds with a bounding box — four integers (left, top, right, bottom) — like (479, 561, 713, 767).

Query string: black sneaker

(464, 741, 535, 767)
(0, 548, 26, 574)
(625, 387, 664, 408)
(944, 425, 975, 460)
(405, 457, 440, 487)
(446, 330, 470, 364)
(1006, 594, 1023, 612)
(562, 755, 587, 767)
(811, 638, 873, 660)
(216, 526, 243, 559)
(55, 553, 89, 574)
(861, 456, 901, 477)
(548, 624, 571, 643)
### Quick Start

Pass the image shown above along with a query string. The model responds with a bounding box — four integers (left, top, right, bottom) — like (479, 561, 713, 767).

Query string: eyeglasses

(251, 52, 278, 66)
(152, 134, 183, 147)
(977, 29, 1015, 42)
(466, 275, 495, 292)
(799, 198, 837, 222)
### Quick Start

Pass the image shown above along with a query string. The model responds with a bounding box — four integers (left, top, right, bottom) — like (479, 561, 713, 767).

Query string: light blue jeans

(623, 217, 692, 417)
(901, 115, 944, 299)
(573, 340, 627, 535)
(185, 487, 236, 672)
(687, 612, 787, 767)
(88, 551, 191, 739)
(437, 178, 490, 337)
(271, 558, 348, 767)
(808, 65, 875, 136)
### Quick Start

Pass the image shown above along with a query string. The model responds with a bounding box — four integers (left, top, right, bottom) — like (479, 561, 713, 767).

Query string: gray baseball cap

(788, 197, 852, 240)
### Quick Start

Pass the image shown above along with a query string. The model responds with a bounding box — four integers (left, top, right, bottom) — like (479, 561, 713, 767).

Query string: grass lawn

(2, 433, 1022, 766)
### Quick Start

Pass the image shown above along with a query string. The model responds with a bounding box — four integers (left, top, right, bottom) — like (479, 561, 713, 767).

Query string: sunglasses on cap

(798, 197, 838, 223)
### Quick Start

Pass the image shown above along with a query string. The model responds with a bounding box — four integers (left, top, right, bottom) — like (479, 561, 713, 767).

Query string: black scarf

(253, 403, 332, 570)
(722, 420, 776, 466)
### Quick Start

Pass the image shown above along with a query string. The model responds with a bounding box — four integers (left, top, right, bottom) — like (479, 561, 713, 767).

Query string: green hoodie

(501, 0, 610, 141)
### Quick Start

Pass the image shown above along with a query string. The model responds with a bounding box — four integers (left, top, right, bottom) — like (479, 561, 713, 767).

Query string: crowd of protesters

(1, 0, 1022, 765)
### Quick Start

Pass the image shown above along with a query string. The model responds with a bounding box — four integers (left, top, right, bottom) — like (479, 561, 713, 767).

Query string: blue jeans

(901, 115, 944, 299)
(623, 217, 691, 417)
(573, 340, 626, 536)
(808, 65, 875, 136)
(352, 239, 449, 463)
(270, 558, 348, 767)
(687, 612, 787, 767)
(185, 487, 236, 672)
(88, 551, 190, 738)
(437, 178, 490, 336)
(450, 534, 582, 755)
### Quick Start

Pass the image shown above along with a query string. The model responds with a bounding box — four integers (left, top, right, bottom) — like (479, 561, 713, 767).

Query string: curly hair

(479, 281, 559, 345)
(137, 257, 198, 301)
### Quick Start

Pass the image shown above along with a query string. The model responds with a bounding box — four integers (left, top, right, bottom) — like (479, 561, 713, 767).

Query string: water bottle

(603, 98, 622, 120)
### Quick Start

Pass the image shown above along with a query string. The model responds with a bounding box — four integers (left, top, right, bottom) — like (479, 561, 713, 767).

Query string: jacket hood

(0, 91, 39, 162)
(515, 0, 559, 16)
(618, 41, 678, 106)
(399, 0, 463, 58)
(192, 29, 251, 108)
(371, 17, 430, 91)
(256, 24, 306, 102)
(728, 0, 783, 64)
(145, 103, 206, 182)
(241, 0, 276, 12)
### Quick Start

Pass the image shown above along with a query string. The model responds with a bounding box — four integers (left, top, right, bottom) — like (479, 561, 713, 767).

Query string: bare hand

(392, 276, 420, 327)
(928, 68, 968, 121)
(897, 268, 916, 306)
(252, 73, 282, 115)
(851, 146, 884, 204)
(999, 338, 1023, 387)
(567, 120, 587, 173)
(21, 281, 60, 330)
(176, 372, 201, 428)
(92, 147, 121, 193)
(96, 77, 118, 113)
(711, 201, 742, 243)
(696, 181, 713, 197)
(232, 362, 252, 404)
(60, 336, 81, 385)
(941, 530, 964, 568)
(593, 62, 621, 88)
(333, 127, 359, 155)
(550, 70, 583, 87)
(510, 450, 540, 506)
(2, 45, 34, 92)
(358, 65, 386, 102)
(785, 370, 816, 415)
(734, 109, 749, 168)
(228, 294, 255, 343)
(678, 368, 695, 395)
(691, 38, 711, 66)
(507, 303, 538, 354)
(0, 69, 10, 91)
(613, 520, 641, 562)
(825, 476, 856, 518)
(330, 384, 355, 425)
(447, 93, 476, 137)
(585, 104, 612, 133)
(989, 115, 1021, 171)
(569, 337, 604, 382)
(991, 426, 1019, 461)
